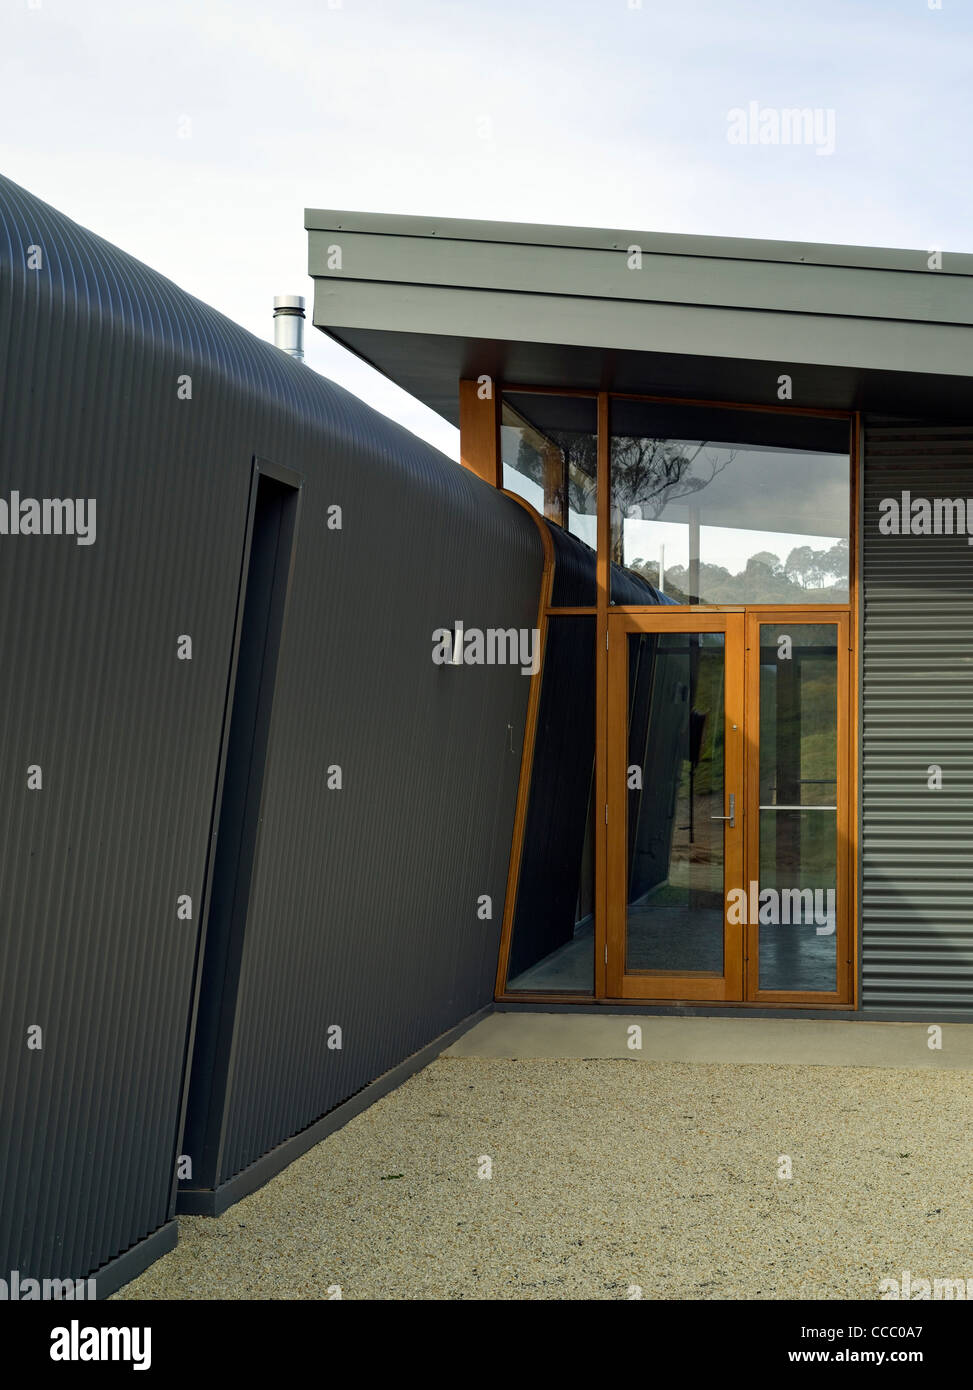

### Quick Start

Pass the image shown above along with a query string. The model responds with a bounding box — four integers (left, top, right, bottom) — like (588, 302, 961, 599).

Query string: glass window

(610, 401, 850, 604)
(506, 617, 596, 992)
(502, 393, 597, 547)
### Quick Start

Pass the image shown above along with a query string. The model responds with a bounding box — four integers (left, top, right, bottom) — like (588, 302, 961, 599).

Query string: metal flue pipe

(273, 295, 305, 360)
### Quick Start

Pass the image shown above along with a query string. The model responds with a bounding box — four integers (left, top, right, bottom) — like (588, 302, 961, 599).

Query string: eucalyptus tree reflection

(513, 429, 597, 524)
(611, 433, 849, 602)
(627, 539, 849, 603)
(611, 437, 733, 601)
(611, 436, 732, 521)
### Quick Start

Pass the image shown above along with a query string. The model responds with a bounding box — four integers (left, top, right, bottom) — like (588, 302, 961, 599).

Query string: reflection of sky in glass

(612, 442, 849, 537)
(502, 462, 598, 550)
(570, 511, 597, 549)
(624, 519, 841, 575)
(503, 461, 542, 508)
(614, 439, 849, 593)
(504, 428, 849, 598)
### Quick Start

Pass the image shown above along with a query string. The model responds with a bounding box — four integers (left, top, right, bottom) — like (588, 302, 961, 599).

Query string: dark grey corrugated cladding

(862, 425, 973, 1011)
(206, 451, 542, 1186)
(0, 173, 543, 1284)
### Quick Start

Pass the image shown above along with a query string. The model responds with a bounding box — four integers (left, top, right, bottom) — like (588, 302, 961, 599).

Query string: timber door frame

(606, 609, 745, 1000)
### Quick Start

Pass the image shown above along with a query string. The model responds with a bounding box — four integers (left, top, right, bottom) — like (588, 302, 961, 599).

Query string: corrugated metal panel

(205, 460, 540, 1182)
(862, 424, 973, 1010)
(0, 173, 543, 1283)
(211, 460, 539, 1183)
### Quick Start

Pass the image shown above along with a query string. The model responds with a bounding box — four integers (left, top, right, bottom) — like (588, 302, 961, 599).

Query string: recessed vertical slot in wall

(180, 459, 302, 1197)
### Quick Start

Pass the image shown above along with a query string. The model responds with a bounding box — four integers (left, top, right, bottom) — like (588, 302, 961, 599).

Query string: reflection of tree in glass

(514, 435, 545, 486)
(783, 539, 848, 590)
(512, 425, 850, 601)
(612, 437, 733, 518)
(561, 432, 597, 516)
(514, 430, 597, 518)
(629, 538, 849, 603)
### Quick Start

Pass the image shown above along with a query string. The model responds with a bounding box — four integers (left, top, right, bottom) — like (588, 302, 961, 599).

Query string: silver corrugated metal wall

(862, 424, 973, 1012)
(0, 175, 543, 1292)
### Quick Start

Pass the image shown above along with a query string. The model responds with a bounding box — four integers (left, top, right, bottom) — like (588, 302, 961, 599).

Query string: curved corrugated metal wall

(0, 175, 543, 1286)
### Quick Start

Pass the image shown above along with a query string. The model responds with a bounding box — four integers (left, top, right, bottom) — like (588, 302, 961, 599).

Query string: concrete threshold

(444, 1010, 973, 1069)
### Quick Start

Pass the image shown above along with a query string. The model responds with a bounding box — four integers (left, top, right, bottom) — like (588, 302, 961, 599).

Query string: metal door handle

(710, 793, 735, 828)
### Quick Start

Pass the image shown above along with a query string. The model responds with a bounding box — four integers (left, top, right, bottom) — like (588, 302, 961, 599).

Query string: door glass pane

(626, 631, 725, 974)
(757, 624, 838, 991)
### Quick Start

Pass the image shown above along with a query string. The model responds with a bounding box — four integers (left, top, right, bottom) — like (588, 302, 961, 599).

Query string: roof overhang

(305, 209, 973, 425)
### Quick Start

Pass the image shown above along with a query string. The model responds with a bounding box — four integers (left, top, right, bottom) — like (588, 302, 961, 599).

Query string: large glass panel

(626, 631, 725, 974)
(610, 400, 850, 604)
(502, 394, 597, 605)
(506, 617, 596, 992)
(757, 623, 838, 991)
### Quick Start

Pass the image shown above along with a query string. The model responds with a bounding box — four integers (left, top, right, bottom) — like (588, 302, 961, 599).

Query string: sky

(3, 0, 971, 460)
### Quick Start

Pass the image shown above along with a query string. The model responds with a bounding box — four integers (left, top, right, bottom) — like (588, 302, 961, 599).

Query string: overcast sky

(3, 0, 971, 459)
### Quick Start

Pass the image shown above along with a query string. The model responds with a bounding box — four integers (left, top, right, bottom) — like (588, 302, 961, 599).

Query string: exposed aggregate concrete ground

(115, 1058, 973, 1300)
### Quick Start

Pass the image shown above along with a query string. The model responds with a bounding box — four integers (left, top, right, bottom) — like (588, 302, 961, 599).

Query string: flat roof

(305, 208, 973, 424)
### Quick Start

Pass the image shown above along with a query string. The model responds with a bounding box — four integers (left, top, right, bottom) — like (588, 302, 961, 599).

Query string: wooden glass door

(606, 611, 744, 999)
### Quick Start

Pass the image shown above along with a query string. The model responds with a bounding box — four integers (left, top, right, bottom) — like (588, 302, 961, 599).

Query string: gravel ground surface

(115, 1057, 973, 1300)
